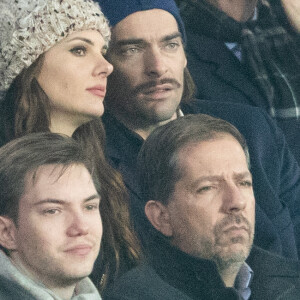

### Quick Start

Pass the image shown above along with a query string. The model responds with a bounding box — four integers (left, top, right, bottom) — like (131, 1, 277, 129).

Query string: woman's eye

(70, 46, 87, 56)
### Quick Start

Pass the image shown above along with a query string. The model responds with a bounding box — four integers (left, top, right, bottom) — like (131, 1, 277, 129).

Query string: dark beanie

(97, 0, 186, 42)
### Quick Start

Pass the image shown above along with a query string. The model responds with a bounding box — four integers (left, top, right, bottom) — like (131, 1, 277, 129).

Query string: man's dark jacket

(104, 237, 300, 300)
(103, 100, 300, 259)
(184, 30, 300, 164)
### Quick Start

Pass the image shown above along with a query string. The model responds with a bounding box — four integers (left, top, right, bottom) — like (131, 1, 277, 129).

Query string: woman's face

(37, 30, 113, 136)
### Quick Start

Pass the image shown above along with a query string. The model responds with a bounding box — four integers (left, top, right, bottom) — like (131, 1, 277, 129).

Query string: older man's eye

(239, 180, 253, 187)
(196, 186, 214, 194)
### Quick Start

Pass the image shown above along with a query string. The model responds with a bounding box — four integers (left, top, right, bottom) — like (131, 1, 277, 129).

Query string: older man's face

(163, 135, 255, 267)
(106, 9, 187, 129)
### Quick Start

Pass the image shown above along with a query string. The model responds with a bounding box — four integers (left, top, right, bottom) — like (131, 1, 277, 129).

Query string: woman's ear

(0, 216, 17, 250)
(145, 200, 173, 237)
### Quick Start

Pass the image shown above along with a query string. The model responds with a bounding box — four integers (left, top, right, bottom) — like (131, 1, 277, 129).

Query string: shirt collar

(234, 262, 253, 300)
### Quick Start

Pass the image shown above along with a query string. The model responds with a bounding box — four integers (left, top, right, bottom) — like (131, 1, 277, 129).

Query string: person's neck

(9, 253, 77, 300)
(134, 117, 175, 140)
(50, 116, 83, 137)
(216, 261, 243, 287)
(111, 110, 178, 140)
(50, 123, 76, 137)
(49, 285, 77, 300)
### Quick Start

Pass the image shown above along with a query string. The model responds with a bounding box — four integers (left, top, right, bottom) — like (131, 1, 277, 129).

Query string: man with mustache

(105, 114, 300, 300)
(96, 0, 300, 266)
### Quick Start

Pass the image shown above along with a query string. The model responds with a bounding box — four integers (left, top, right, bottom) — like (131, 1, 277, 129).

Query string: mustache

(133, 78, 181, 94)
(214, 214, 252, 236)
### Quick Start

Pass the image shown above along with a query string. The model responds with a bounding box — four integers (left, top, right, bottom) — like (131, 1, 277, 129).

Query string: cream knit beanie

(0, 0, 110, 93)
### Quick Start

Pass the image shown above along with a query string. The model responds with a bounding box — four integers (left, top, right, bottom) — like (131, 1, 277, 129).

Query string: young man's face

(162, 135, 255, 266)
(8, 164, 102, 288)
(106, 9, 187, 128)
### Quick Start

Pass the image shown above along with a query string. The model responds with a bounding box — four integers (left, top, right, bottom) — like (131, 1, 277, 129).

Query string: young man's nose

(66, 213, 89, 237)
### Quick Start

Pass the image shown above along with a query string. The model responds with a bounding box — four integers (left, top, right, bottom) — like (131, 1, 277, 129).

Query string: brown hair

(138, 113, 250, 205)
(0, 132, 98, 222)
(0, 55, 141, 291)
(181, 67, 196, 103)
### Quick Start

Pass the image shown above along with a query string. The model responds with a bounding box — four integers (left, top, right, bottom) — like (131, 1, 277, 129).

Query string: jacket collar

(186, 31, 266, 106)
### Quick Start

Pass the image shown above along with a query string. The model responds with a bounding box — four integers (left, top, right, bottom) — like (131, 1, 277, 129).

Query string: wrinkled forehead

(110, 9, 180, 43)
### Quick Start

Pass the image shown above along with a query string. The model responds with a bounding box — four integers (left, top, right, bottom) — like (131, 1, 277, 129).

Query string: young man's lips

(64, 245, 92, 256)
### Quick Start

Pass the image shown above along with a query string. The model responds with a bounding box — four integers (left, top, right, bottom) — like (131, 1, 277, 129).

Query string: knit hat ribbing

(97, 0, 186, 42)
(0, 0, 110, 93)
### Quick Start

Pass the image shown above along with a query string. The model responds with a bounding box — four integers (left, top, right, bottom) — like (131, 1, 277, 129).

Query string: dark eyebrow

(161, 32, 182, 43)
(114, 38, 145, 47)
(84, 194, 101, 203)
(33, 194, 100, 206)
(234, 171, 252, 180)
(66, 37, 95, 46)
(113, 31, 182, 47)
(190, 172, 252, 189)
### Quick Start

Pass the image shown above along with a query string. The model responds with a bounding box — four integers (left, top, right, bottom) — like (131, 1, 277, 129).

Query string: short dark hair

(0, 132, 98, 222)
(138, 114, 250, 204)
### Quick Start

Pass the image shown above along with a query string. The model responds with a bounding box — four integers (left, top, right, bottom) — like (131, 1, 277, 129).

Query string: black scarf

(178, 0, 300, 119)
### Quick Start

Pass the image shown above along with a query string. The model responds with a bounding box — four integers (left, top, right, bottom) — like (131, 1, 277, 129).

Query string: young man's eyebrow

(83, 194, 101, 203)
(33, 199, 65, 206)
(33, 194, 100, 206)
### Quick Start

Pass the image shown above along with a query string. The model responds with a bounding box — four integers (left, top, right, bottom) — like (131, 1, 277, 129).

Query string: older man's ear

(145, 200, 173, 237)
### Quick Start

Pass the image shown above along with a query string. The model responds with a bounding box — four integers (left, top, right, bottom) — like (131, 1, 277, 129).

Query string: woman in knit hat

(0, 0, 141, 293)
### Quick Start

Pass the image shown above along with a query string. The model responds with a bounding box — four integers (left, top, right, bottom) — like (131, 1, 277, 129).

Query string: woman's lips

(86, 86, 106, 98)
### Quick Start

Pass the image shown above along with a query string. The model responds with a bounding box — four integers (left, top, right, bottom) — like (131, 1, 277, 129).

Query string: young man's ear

(145, 200, 173, 237)
(0, 216, 17, 250)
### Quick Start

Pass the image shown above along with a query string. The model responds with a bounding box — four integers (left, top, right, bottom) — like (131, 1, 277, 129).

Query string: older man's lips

(223, 225, 249, 236)
(86, 85, 106, 98)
